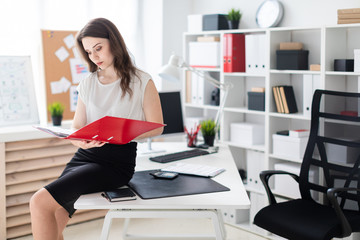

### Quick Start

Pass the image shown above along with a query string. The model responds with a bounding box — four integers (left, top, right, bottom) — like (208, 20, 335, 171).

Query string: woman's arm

(70, 97, 105, 149)
(134, 79, 164, 140)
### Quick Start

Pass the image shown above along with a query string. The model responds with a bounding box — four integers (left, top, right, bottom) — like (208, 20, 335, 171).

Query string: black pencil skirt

(44, 142, 137, 217)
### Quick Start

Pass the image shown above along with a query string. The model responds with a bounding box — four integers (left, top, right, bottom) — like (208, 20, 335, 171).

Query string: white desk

(75, 142, 250, 240)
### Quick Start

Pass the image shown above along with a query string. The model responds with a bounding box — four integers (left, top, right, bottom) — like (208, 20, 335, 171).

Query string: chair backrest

(299, 90, 360, 211)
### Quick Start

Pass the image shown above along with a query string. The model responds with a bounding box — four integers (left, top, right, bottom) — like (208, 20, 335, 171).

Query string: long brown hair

(76, 18, 137, 97)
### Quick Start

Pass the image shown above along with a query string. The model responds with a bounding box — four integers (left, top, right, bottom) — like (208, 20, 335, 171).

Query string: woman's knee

(30, 188, 58, 214)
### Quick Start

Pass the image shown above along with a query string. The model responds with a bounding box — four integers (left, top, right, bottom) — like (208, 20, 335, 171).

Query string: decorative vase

(203, 135, 215, 147)
(52, 115, 63, 126)
(228, 20, 239, 29)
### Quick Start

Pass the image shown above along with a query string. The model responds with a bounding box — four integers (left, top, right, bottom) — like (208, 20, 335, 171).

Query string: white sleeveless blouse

(77, 70, 151, 124)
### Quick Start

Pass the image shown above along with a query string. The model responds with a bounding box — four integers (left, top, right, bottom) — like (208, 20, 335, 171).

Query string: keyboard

(149, 149, 210, 163)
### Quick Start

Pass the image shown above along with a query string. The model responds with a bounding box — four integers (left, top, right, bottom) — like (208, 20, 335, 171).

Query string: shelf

(325, 71, 360, 76)
(326, 23, 360, 29)
(224, 107, 265, 115)
(243, 185, 266, 195)
(270, 69, 321, 75)
(223, 72, 266, 77)
(269, 154, 303, 163)
(324, 118, 360, 126)
(184, 103, 219, 110)
(269, 112, 311, 120)
(227, 222, 284, 240)
(192, 67, 221, 72)
(225, 141, 265, 152)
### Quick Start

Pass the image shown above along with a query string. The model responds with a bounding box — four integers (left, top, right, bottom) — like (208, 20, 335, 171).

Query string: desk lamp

(158, 54, 233, 136)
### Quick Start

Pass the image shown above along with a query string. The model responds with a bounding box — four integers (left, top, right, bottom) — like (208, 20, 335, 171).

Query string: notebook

(101, 187, 137, 202)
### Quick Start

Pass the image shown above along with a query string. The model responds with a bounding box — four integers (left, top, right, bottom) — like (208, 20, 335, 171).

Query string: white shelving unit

(182, 23, 360, 239)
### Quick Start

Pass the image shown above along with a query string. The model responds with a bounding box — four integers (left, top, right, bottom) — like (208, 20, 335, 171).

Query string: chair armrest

(327, 187, 360, 237)
(260, 170, 299, 205)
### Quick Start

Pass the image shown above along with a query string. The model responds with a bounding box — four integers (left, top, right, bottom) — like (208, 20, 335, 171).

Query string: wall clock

(256, 0, 284, 28)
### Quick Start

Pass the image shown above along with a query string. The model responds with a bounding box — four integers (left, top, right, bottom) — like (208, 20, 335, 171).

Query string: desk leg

(212, 210, 226, 240)
(122, 218, 131, 239)
(101, 209, 226, 240)
(100, 210, 114, 240)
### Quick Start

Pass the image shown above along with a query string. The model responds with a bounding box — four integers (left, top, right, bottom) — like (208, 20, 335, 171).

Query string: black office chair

(254, 90, 360, 240)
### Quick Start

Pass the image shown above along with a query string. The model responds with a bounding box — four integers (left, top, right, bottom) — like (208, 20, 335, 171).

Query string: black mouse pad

(128, 169, 230, 199)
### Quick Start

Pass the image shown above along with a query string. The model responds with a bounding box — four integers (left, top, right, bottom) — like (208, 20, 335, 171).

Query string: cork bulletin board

(41, 30, 89, 121)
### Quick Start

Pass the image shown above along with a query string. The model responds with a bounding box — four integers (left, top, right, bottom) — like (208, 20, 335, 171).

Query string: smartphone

(150, 171, 178, 179)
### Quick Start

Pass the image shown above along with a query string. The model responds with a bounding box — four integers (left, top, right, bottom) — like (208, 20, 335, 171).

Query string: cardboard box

(325, 137, 360, 164)
(189, 42, 220, 68)
(230, 122, 265, 146)
(276, 50, 309, 70)
(197, 36, 220, 42)
(202, 14, 229, 31)
(272, 134, 308, 159)
(279, 42, 303, 50)
(310, 64, 321, 71)
(187, 15, 203, 32)
(248, 92, 265, 111)
(274, 162, 318, 199)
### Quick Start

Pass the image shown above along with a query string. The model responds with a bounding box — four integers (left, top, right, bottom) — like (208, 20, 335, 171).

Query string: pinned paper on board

(72, 47, 80, 59)
(50, 77, 71, 94)
(70, 86, 78, 112)
(55, 46, 69, 62)
(70, 58, 89, 84)
(63, 34, 75, 49)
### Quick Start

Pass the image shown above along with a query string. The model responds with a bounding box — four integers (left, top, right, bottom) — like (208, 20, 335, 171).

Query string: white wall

(189, 0, 360, 28)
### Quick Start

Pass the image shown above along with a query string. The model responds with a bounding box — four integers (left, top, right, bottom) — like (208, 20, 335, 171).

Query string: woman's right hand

(70, 139, 106, 149)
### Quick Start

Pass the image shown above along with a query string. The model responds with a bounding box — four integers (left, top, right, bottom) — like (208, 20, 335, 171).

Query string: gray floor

(14, 218, 269, 240)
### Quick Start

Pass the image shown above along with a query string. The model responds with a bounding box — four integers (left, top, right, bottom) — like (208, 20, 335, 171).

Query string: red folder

(34, 116, 165, 145)
(223, 33, 245, 72)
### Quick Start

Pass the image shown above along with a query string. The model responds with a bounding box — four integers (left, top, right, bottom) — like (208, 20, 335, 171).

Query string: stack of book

(272, 85, 298, 114)
(338, 8, 360, 24)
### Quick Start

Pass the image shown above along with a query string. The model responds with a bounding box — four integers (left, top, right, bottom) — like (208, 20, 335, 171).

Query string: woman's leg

(30, 188, 70, 240)
(55, 207, 70, 240)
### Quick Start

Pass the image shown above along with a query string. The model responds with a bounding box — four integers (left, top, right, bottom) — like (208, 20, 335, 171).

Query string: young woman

(30, 18, 163, 240)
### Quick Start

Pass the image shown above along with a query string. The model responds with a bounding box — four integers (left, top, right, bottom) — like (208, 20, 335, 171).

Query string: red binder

(34, 116, 165, 145)
(223, 33, 245, 72)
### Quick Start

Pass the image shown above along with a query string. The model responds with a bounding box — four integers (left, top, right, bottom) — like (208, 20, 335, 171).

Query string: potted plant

(48, 102, 65, 126)
(200, 119, 217, 146)
(226, 8, 242, 29)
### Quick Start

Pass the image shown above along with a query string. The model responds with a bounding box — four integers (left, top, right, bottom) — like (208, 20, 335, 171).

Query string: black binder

(128, 169, 230, 199)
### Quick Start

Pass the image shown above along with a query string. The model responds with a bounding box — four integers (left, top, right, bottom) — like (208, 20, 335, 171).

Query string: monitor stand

(139, 138, 166, 155)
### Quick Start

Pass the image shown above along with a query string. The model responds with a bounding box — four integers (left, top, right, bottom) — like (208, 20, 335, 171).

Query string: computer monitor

(142, 91, 185, 153)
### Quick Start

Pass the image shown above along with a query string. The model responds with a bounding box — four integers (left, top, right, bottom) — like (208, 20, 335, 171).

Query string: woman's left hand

(70, 139, 106, 149)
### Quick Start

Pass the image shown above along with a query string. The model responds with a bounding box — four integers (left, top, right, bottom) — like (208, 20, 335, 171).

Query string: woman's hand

(70, 139, 106, 149)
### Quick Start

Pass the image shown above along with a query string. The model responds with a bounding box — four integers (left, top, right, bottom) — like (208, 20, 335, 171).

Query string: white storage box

(187, 14, 203, 32)
(274, 162, 318, 199)
(246, 150, 266, 190)
(189, 42, 220, 68)
(325, 137, 360, 164)
(354, 49, 360, 72)
(230, 122, 264, 146)
(272, 134, 308, 159)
